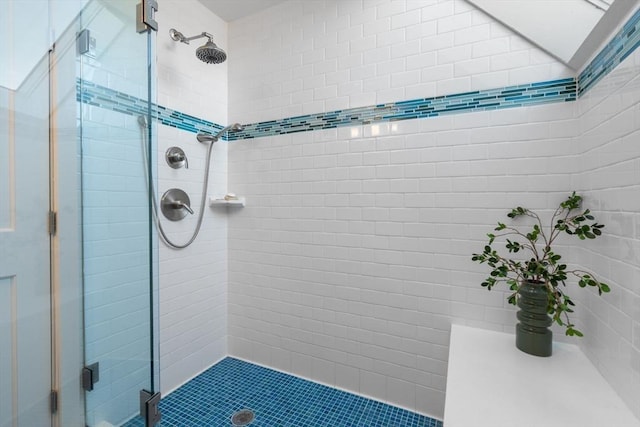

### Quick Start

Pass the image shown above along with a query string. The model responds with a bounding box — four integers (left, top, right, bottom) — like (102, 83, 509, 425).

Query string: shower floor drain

(231, 409, 255, 426)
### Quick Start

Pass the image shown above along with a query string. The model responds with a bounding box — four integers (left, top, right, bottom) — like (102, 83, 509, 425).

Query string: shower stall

(1, 0, 161, 425)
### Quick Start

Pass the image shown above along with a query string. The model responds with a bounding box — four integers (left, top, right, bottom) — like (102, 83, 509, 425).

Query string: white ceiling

(197, 0, 286, 22)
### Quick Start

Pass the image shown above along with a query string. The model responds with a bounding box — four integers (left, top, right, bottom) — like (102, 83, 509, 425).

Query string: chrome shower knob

(166, 147, 188, 169)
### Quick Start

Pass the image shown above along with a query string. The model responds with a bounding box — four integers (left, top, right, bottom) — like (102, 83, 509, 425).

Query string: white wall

(228, 0, 573, 124)
(227, 105, 579, 418)
(574, 43, 640, 420)
(0, 0, 50, 90)
(156, 0, 229, 395)
(0, 0, 87, 90)
(145, 0, 640, 422)
(227, 0, 579, 419)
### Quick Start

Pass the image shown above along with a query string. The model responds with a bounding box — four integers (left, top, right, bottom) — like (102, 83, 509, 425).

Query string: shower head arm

(181, 32, 214, 43)
(170, 29, 214, 45)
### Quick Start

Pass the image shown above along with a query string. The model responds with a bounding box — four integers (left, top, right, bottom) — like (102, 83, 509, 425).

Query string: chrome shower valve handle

(172, 200, 194, 215)
(160, 189, 193, 221)
(166, 147, 189, 169)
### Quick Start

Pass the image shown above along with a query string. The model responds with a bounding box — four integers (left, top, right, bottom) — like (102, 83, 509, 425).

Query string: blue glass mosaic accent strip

(578, 6, 640, 96)
(77, 77, 575, 143)
(122, 357, 442, 427)
(229, 78, 576, 141)
(76, 79, 224, 136)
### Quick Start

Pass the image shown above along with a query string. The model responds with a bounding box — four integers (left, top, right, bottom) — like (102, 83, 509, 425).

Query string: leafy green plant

(471, 192, 610, 337)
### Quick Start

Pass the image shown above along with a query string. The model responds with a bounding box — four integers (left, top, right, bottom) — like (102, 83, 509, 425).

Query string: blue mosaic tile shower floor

(123, 357, 443, 427)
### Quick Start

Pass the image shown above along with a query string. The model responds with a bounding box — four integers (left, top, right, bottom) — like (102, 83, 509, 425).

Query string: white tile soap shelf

(209, 195, 245, 207)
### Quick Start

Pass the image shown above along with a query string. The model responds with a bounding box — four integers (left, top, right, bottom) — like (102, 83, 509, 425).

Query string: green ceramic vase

(515, 280, 553, 357)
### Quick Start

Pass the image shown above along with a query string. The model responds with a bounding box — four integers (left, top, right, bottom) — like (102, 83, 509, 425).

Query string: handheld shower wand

(196, 123, 243, 143)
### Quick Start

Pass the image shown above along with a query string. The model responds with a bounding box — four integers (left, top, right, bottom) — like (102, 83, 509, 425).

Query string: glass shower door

(78, 1, 158, 426)
(0, 37, 52, 427)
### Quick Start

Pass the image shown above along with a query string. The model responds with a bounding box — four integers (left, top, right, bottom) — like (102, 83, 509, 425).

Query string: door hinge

(48, 211, 57, 235)
(50, 390, 58, 414)
(140, 389, 161, 427)
(137, 0, 159, 33)
(77, 29, 96, 58)
(82, 362, 100, 391)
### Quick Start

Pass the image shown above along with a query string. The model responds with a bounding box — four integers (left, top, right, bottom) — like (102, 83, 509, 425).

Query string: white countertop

(444, 324, 640, 427)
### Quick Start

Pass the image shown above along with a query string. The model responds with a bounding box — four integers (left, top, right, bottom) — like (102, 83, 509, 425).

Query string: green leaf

(560, 192, 582, 210)
(566, 326, 584, 337)
(508, 207, 527, 218)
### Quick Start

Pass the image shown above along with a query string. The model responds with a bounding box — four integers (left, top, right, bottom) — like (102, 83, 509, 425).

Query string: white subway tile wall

(575, 46, 640, 420)
(108, 0, 640, 422)
(226, 0, 584, 419)
(228, 101, 580, 418)
(228, 0, 573, 124)
(156, 0, 229, 395)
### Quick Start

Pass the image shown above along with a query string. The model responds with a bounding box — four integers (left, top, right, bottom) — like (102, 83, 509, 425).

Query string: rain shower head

(170, 28, 227, 64)
(196, 41, 227, 64)
(196, 123, 244, 143)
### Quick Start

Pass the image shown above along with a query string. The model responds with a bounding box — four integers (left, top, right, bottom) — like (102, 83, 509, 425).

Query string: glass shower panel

(78, 1, 157, 425)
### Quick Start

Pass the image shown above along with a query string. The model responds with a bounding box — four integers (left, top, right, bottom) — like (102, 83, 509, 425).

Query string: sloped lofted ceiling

(196, 0, 639, 71)
(437, 0, 638, 70)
